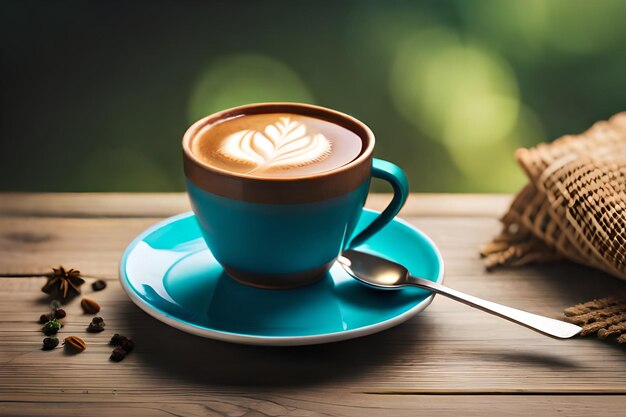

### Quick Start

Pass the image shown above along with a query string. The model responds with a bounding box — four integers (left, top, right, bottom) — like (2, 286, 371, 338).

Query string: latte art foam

(192, 113, 363, 178)
(218, 117, 332, 172)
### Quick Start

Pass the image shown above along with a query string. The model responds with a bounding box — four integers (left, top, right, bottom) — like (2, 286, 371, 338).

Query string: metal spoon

(338, 250, 582, 339)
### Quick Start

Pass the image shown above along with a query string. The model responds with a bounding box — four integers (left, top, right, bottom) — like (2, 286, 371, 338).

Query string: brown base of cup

(222, 262, 334, 290)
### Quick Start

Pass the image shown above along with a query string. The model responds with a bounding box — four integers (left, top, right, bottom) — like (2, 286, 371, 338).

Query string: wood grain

(1, 396, 625, 417)
(0, 192, 512, 218)
(0, 193, 624, 417)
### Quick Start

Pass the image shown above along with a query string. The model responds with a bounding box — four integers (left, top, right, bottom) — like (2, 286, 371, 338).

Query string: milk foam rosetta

(192, 113, 363, 178)
(219, 117, 331, 170)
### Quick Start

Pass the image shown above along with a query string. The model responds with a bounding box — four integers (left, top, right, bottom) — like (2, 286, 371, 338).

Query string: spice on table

(91, 280, 107, 291)
(63, 336, 87, 353)
(120, 338, 135, 353)
(80, 297, 100, 314)
(87, 316, 106, 333)
(109, 333, 135, 361)
(42, 319, 62, 336)
(42, 337, 59, 350)
(41, 266, 85, 301)
(40, 299, 66, 324)
(109, 333, 127, 346)
(110, 346, 127, 362)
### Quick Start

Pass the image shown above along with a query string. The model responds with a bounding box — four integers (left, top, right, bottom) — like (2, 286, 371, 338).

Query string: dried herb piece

(63, 336, 87, 353)
(54, 308, 66, 319)
(87, 324, 105, 333)
(109, 333, 127, 346)
(87, 316, 105, 333)
(42, 319, 62, 336)
(92, 280, 107, 291)
(120, 338, 135, 353)
(80, 297, 100, 314)
(110, 346, 127, 362)
(110, 333, 134, 354)
(39, 313, 52, 324)
(42, 267, 85, 301)
(50, 299, 63, 310)
(42, 337, 59, 350)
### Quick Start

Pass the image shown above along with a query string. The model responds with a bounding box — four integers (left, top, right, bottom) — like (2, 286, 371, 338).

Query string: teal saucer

(119, 210, 444, 346)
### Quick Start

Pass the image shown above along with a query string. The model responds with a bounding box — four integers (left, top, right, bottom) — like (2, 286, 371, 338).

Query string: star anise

(41, 266, 85, 301)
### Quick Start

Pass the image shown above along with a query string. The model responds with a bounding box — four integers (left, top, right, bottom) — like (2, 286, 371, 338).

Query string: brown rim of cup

(182, 102, 375, 204)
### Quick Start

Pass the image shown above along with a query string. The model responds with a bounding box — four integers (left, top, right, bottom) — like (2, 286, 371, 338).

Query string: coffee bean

(80, 297, 100, 314)
(63, 336, 87, 353)
(91, 280, 107, 291)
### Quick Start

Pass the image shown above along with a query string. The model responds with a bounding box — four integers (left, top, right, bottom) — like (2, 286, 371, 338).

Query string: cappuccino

(191, 113, 363, 178)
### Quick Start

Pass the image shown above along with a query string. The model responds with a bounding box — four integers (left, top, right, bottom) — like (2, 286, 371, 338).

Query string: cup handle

(348, 158, 409, 248)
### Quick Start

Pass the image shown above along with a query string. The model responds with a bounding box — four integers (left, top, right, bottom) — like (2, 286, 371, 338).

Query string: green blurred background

(2, 0, 626, 192)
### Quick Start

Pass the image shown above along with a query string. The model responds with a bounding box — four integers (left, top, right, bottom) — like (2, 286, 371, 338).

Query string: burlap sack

(481, 112, 626, 281)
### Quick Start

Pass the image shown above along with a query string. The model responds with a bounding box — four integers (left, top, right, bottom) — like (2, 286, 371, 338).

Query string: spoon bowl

(338, 249, 582, 339)
(338, 250, 411, 289)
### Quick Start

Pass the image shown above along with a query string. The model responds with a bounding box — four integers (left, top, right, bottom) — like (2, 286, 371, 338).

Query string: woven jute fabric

(564, 294, 626, 344)
(481, 112, 626, 280)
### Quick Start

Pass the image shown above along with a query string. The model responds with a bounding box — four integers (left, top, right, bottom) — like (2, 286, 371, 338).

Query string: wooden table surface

(1, 193, 624, 416)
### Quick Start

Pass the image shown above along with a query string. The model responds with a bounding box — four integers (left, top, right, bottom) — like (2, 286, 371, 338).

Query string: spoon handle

(407, 276, 582, 339)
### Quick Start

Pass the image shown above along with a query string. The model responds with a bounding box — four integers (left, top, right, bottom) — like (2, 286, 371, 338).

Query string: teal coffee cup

(182, 103, 408, 289)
